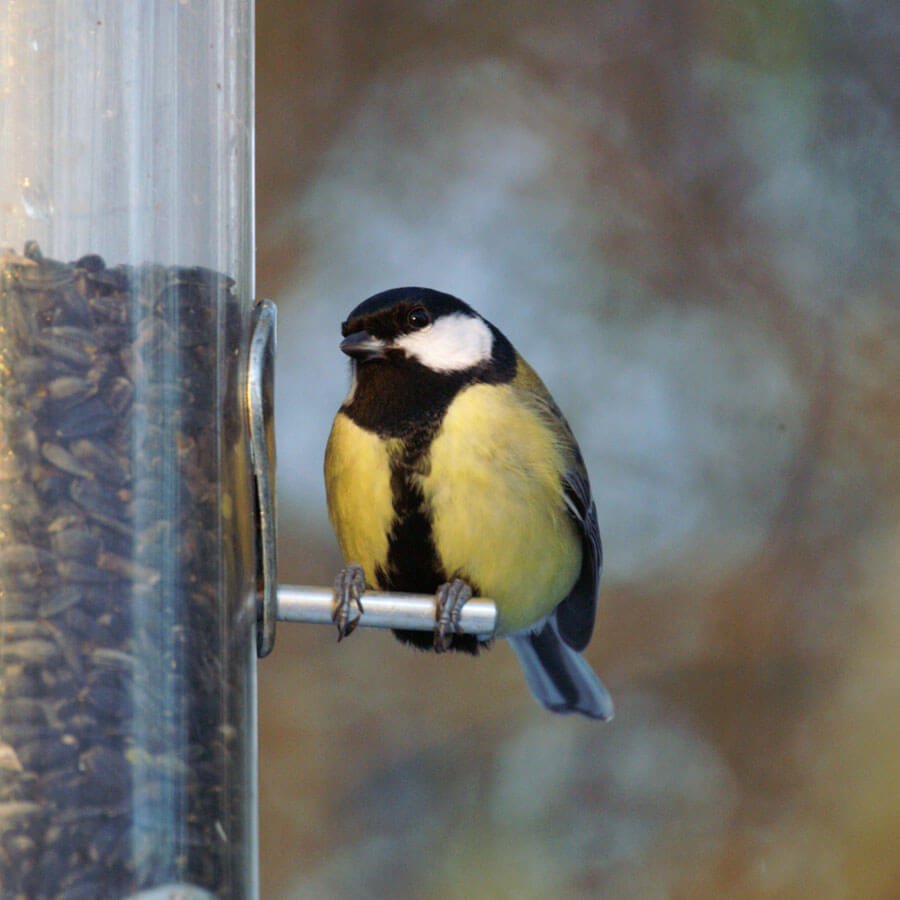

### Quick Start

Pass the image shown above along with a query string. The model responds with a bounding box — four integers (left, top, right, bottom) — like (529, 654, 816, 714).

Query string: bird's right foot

(433, 578, 473, 653)
(332, 563, 366, 640)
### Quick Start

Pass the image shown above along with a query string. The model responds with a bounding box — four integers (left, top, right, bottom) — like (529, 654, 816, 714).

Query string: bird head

(339, 287, 499, 374)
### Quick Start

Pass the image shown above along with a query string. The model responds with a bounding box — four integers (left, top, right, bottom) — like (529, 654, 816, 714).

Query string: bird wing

(556, 460, 601, 651)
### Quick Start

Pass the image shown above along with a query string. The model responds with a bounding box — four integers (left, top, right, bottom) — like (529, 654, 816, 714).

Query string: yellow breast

(419, 382, 582, 635)
(324, 412, 398, 587)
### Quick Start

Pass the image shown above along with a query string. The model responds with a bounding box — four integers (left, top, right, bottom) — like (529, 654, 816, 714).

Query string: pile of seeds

(0, 242, 247, 898)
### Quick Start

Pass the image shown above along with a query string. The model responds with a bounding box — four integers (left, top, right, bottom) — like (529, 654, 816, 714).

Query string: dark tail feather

(508, 618, 614, 721)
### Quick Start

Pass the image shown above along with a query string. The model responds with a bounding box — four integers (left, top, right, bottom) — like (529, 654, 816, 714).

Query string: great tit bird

(324, 287, 613, 720)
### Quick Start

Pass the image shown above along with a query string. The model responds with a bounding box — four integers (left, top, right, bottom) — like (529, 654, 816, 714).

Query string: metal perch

(276, 585, 497, 637)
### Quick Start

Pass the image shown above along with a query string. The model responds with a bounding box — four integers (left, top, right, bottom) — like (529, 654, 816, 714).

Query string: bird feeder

(0, 4, 258, 896)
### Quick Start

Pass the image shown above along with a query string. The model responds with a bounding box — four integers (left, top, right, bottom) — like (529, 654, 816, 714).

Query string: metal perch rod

(276, 584, 497, 636)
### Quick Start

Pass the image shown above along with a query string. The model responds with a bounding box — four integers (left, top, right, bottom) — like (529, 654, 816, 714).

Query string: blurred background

(255, 2, 899, 897)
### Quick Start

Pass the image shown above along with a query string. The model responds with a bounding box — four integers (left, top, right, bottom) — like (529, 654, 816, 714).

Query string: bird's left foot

(434, 578, 473, 653)
(332, 563, 366, 640)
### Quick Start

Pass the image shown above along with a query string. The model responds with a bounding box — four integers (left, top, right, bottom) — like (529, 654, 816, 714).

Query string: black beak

(340, 330, 387, 361)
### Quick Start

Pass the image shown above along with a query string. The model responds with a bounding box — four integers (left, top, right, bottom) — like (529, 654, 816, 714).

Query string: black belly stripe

(378, 426, 483, 655)
(377, 427, 444, 594)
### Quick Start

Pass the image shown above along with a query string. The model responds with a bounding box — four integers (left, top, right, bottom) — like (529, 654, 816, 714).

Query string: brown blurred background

(255, 2, 899, 897)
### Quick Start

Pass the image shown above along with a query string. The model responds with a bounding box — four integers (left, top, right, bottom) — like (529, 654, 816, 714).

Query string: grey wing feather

(556, 465, 602, 652)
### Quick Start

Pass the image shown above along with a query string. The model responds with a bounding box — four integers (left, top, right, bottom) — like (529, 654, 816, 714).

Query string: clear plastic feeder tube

(0, 4, 257, 898)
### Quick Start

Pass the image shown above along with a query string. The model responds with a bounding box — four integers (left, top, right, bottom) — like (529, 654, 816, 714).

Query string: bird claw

(332, 564, 366, 641)
(434, 578, 472, 653)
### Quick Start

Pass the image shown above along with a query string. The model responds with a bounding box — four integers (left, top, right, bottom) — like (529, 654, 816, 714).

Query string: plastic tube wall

(0, 3, 257, 897)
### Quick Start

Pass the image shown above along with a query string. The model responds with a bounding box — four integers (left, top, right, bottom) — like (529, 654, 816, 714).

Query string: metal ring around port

(247, 299, 278, 658)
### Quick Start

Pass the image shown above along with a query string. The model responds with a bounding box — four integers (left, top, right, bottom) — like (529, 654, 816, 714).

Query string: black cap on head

(347, 287, 475, 321)
(342, 287, 477, 339)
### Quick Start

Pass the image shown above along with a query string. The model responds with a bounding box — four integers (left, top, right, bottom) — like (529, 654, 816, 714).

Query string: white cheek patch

(395, 313, 494, 372)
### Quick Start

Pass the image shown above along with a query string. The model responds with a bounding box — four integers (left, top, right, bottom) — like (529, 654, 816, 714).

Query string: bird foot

(332, 564, 366, 640)
(434, 578, 472, 653)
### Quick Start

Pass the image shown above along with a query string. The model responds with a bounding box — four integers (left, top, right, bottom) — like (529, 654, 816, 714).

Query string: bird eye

(406, 306, 431, 330)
